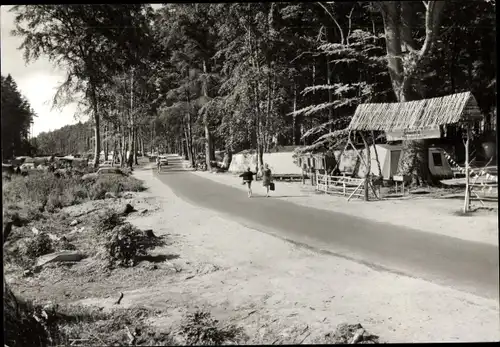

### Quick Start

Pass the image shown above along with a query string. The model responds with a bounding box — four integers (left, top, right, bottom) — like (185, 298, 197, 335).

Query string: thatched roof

(348, 92, 483, 132)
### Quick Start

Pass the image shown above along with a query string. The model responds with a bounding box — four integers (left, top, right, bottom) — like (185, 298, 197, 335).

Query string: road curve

(155, 156, 499, 300)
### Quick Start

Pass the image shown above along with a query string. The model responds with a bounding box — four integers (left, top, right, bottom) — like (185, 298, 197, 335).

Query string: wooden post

(463, 124, 471, 213)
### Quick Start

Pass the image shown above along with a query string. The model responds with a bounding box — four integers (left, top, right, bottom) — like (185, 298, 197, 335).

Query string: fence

(316, 173, 371, 201)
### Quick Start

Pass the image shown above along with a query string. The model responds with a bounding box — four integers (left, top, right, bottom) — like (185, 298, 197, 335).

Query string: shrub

(94, 209, 125, 234)
(103, 223, 163, 268)
(56, 237, 77, 251)
(180, 310, 246, 346)
(4, 286, 52, 347)
(24, 233, 54, 259)
(89, 175, 145, 200)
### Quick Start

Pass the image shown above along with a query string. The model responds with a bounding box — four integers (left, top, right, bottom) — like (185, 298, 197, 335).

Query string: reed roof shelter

(347, 91, 484, 211)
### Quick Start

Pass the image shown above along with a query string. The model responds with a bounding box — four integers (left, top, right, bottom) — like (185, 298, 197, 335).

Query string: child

(239, 167, 256, 198)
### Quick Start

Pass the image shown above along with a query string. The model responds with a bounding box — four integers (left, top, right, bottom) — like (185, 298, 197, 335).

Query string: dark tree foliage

(1, 74, 36, 160)
(15, 2, 495, 176)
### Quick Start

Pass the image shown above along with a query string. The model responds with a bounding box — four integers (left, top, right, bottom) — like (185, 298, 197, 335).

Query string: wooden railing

(316, 173, 368, 201)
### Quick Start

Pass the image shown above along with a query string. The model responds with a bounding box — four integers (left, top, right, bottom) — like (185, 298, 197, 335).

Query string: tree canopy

(1, 74, 36, 160)
(12, 2, 495, 181)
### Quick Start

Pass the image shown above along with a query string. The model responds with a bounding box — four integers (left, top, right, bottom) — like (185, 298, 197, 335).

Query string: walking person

(156, 155, 161, 173)
(127, 149, 133, 172)
(239, 167, 256, 198)
(262, 163, 273, 197)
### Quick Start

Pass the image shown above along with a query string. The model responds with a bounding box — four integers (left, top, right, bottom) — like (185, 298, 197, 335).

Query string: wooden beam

(463, 124, 471, 213)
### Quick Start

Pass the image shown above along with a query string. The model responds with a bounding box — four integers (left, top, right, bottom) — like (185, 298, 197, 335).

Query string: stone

(140, 209, 148, 214)
(46, 233, 60, 242)
(69, 219, 79, 227)
(143, 229, 157, 238)
(31, 227, 40, 235)
(70, 227, 85, 235)
(121, 203, 136, 215)
(36, 251, 85, 267)
(105, 192, 117, 199)
(122, 192, 135, 199)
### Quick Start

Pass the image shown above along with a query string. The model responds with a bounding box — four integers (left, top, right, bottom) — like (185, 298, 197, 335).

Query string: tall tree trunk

(90, 84, 100, 169)
(379, 0, 445, 186)
(121, 123, 126, 167)
(104, 123, 109, 161)
(134, 130, 139, 165)
(202, 60, 213, 171)
(292, 81, 298, 145)
(327, 57, 334, 132)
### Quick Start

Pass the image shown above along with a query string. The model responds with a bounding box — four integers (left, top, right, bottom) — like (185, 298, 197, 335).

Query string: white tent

(336, 144, 453, 179)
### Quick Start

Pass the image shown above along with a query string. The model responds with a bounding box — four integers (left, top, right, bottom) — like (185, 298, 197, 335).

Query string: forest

(9, 1, 497, 181)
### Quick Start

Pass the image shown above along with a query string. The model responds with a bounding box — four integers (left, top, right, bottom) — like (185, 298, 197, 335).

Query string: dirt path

(191, 171, 498, 246)
(73, 168, 500, 343)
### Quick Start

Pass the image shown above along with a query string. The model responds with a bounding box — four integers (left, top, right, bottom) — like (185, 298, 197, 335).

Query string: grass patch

(180, 310, 247, 345)
(89, 175, 145, 200)
(2, 171, 146, 215)
(4, 296, 175, 347)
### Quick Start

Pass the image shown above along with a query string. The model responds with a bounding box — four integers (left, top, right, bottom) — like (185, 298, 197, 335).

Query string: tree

(11, 5, 152, 167)
(374, 1, 446, 184)
(1, 74, 36, 160)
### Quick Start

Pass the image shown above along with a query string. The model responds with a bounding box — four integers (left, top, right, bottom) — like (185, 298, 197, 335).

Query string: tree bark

(379, 0, 445, 186)
(202, 59, 214, 171)
(104, 123, 108, 161)
(90, 84, 100, 169)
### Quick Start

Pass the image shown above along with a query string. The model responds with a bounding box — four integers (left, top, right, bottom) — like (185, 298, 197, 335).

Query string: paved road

(156, 155, 499, 300)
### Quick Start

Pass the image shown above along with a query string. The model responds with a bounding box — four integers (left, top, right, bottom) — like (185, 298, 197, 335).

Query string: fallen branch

(74, 208, 100, 218)
(115, 292, 124, 305)
(298, 331, 311, 344)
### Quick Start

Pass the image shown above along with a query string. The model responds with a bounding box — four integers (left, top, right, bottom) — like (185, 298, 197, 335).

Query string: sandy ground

(72, 168, 500, 343)
(191, 171, 499, 246)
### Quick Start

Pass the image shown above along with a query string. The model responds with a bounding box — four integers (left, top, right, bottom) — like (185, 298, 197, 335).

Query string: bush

(24, 233, 54, 259)
(94, 209, 125, 234)
(4, 287, 52, 347)
(88, 175, 145, 200)
(103, 223, 163, 268)
(180, 310, 246, 346)
(56, 237, 77, 251)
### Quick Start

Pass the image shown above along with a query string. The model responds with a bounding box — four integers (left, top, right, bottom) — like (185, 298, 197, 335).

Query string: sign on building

(386, 127, 441, 141)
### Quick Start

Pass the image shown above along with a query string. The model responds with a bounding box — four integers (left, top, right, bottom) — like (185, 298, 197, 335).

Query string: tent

(352, 144, 453, 179)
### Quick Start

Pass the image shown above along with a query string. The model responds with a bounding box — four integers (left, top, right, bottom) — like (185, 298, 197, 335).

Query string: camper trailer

(335, 144, 453, 180)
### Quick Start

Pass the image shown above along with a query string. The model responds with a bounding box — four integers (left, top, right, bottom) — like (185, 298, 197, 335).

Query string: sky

(0, 4, 163, 137)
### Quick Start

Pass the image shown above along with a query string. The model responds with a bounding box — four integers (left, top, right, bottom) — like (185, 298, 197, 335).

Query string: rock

(43, 302, 57, 312)
(36, 251, 85, 267)
(196, 263, 220, 275)
(143, 229, 157, 238)
(140, 209, 148, 214)
(69, 219, 79, 226)
(70, 227, 85, 235)
(330, 323, 379, 344)
(141, 262, 158, 271)
(105, 192, 117, 199)
(46, 233, 60, 242)
(32, 227, 40, 235)
(23, 269, 33, 277)
(122, 192, 135, 199)
(121, 203, 136, 215)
